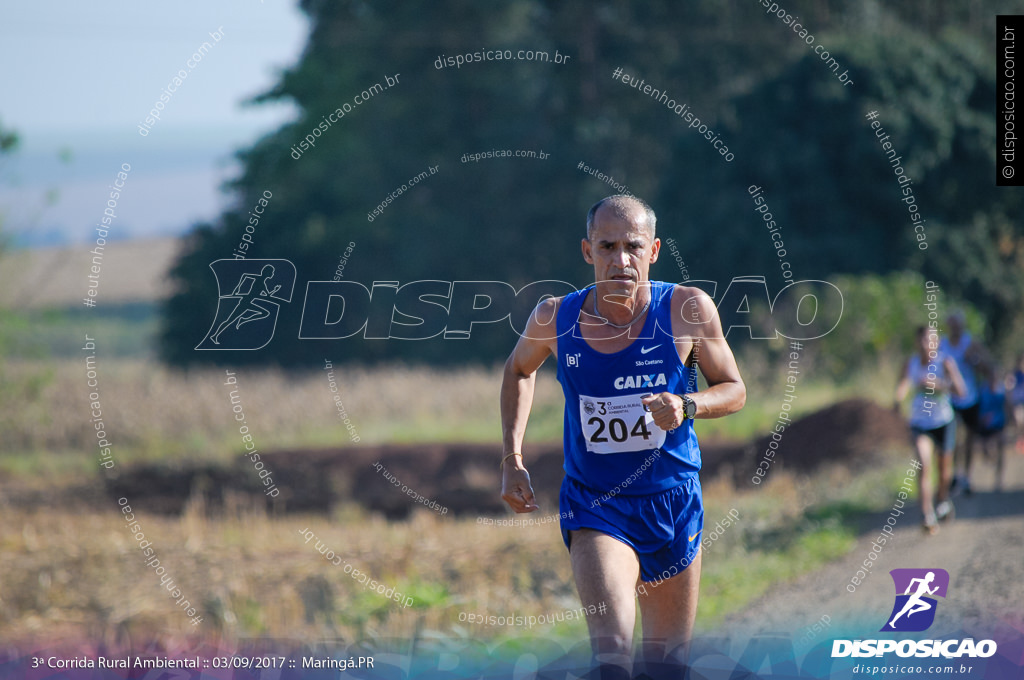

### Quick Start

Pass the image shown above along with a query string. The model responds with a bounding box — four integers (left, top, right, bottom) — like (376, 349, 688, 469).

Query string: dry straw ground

(0, 358, 909, 649)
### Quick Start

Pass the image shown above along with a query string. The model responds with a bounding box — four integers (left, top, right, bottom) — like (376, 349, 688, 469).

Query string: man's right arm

(500, 297, 560, 513)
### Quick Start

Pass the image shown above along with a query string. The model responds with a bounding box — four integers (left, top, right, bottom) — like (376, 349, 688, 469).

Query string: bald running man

(500, 195, 746, 673)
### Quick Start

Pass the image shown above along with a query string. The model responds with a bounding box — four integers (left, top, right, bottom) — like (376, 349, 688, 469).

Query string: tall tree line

(160, 0, 1022, 368)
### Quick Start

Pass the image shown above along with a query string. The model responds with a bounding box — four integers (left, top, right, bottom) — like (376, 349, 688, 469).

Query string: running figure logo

(881, 568, 949, 632)
(196, 259, 296, 350)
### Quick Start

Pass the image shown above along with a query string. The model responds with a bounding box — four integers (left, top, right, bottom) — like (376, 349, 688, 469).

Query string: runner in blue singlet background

(895, 326, 966, 534)
(975, 360, 1009, 491)
(939, 311, 985, 495)
(1007, 352, 1024, 455)
(499, 195, 746, 674)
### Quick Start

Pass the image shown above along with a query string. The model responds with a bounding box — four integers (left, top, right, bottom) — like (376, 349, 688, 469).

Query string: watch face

(684, 397, 697, 418)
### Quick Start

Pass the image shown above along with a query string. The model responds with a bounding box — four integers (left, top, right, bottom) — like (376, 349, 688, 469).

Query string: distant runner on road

(895, 326, 966, 534)
(1009, 353, 1024, 455)
(940, 311, 985, 495)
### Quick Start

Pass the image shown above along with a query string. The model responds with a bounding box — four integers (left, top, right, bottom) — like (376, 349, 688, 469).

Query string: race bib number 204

(579, 393, 666, 454)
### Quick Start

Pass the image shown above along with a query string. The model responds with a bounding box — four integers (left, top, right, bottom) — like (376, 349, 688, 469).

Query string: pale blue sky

(0, 0, 309, 246)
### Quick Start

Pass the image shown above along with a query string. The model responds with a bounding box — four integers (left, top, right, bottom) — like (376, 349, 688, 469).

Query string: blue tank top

(939, 334, 978, 408)
(1011, 369, 1024, 405)
(555, 281, 701, 494)
(906, 354, 954, 429)
(977, 383, 1006, 433)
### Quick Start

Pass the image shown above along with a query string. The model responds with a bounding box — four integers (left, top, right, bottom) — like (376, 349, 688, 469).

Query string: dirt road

(715, 446, 1024, 652)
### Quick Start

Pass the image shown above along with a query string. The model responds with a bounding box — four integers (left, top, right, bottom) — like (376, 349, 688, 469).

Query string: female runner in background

(895, 326, 966, 534)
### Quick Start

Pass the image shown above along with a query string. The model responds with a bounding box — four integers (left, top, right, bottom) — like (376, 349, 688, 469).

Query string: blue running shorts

(559, 474, 703, 583)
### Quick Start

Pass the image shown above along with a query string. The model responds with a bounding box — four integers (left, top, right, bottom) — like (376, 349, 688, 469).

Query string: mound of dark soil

(102, 398, 911, 517)
(104, 443, 566, 519)
(700, 397, 911, 485)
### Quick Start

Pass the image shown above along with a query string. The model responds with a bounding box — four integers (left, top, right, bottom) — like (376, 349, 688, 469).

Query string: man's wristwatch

(678, 394, 697, 420)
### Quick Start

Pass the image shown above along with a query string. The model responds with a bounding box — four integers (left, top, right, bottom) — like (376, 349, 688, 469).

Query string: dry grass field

(0, 462, 901, 649)
(1, 352, 885, 476)
(0, 356, 920, 652)
(0, 238, 181, 310)
(1, 359, 563, 476)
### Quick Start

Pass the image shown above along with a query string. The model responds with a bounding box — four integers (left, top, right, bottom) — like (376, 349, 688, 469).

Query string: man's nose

(613, 247, 630, 267)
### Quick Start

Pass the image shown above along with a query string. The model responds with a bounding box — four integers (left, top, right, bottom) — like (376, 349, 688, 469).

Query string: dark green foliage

(159, 1, 1022, 369)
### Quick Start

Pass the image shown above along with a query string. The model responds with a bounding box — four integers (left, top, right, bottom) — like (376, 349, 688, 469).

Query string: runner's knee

(592, 632, 633, 656)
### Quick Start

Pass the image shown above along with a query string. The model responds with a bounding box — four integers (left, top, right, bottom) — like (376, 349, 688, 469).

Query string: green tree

(159, 1, 1021, 368)
(720, 28, 1018, 350)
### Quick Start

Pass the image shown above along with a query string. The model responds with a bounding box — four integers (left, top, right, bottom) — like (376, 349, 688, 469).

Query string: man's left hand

(641, 392, 687, 430)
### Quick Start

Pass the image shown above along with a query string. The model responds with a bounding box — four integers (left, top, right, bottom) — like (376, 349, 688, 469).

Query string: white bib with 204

(579, 393, 666, 454)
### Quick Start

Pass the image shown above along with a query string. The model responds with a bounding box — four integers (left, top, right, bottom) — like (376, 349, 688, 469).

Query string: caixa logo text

(198, 260, 843, 349)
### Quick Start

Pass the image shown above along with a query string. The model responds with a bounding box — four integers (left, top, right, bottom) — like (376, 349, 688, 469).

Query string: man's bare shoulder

(532, 294, 566, 322)
(665, 283, 722, 340)
(668, 284, 716, 313)
(519, 295, 568, 345)
(539, 295, 566, 312)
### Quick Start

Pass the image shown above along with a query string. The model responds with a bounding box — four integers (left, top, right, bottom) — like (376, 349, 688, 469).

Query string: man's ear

(582, 238, 593, 264)
(650, 238, 661, 263)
